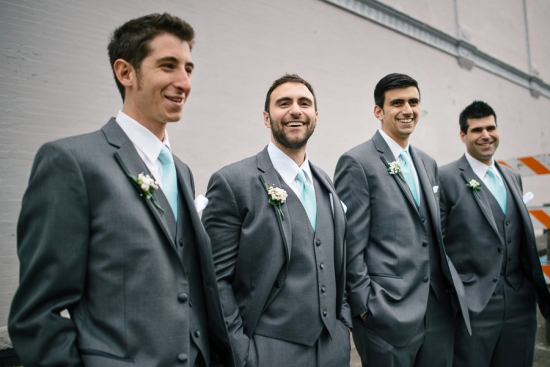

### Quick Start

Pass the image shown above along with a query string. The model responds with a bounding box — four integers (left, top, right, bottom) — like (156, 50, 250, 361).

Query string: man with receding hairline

(9, 13, 233, 367)
(335, 73, 470, 367)
(203, 74, 352, 367)
(439, 100, 550, 367)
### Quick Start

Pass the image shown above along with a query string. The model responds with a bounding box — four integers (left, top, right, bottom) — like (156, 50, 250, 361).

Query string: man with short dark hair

(9, 13, 233, 367)
(202, 74, 352, 367)
(440, 100, 550, 367)
(334, 73, 470, 367)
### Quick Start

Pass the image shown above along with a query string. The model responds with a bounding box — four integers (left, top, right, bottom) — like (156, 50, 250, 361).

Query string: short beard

(270, 116, 315, 150)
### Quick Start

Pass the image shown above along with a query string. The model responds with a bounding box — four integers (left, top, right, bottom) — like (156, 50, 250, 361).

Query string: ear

(263, 111, 271, 128)
(313, 110, 319, 126)
(113, 59, 136, 89)
(373, 105, 384, 121)
(460, 130, 466, 143)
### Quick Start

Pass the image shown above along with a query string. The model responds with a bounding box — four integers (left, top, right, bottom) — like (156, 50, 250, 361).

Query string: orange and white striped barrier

(498, 154, 550, 177)
(542, 265, 550, 285)
(529, 206, 550, 230)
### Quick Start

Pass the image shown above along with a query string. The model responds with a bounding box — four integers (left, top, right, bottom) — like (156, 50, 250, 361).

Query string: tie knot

(158, 145, 173, 164)
(295, 169, 307, 184)
(399, 150, 409, 161)
(486, 166, 497, 178)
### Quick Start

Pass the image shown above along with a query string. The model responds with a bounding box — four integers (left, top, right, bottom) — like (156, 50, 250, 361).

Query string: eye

(161, 63, 175, 70)
(185, 67, 193, 76)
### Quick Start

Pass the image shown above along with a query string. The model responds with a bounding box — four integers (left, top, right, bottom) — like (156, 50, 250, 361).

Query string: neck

(381, 127, 409, 148)
(271, 138, 307, 166)
(122, 105, 166, 141)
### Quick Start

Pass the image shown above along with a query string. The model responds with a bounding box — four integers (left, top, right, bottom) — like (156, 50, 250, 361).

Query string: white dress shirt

(464, 152, 503, 186)
(115, 110, 172, 189)
(379, 129, 420, 191)
(267, 142, 316, 198)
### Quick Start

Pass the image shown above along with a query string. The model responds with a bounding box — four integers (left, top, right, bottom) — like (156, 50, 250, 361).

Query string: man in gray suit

(8, 13, 233, 367)
(334, 73, 470, 367)
(202, 74, 352, 367)
(439, 100, 550, 367)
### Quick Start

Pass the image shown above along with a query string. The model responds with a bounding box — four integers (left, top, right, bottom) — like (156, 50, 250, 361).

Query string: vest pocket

(80, 349, 134, 365)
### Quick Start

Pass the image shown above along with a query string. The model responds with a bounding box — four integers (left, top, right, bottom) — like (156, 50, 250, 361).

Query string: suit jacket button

(505, 221, 510, 226)
(195, 330, 201, 338)
(497, 247, 502, 253)
(507, 238, 511, 243)
(178, 293, 188, 302)
(421, 217, 426, 223)
(320, 264, 325, 270)
(493, 277, 498, 282)
(275, 280, 282, 288)
(316, 239, 322, 246)
(323, 310, 327, 317)
(321, 286, 326, 293)
(422, 242, 427, 247)
(423, 276, 429, 283)
(178, 353, 188, 362)
(179, 239, 184, 246)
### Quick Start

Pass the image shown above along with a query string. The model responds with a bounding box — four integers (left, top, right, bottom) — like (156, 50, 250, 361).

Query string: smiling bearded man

(202, 74, 352, 367)
(334, 73, 470, 367)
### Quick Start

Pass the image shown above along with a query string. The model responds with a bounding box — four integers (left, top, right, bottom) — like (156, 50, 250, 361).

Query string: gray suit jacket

(8, 119, 234, 367)
(334, 131, 470, 347)
(439, 155, 550, 318)
(201, 147, 352, 367)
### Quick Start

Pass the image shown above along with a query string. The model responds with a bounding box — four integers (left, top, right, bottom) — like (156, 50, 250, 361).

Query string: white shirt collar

(464, 152, 500, 180)
(379, 129, 410, 160)
(115, 110, 171, 163)
(267, 142, 313, 187)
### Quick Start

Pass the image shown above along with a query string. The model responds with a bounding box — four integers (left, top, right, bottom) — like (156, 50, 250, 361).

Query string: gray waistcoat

(485, 175, 524, 292)
(159, 187, 209, 365)
(255, 173, 337, 346)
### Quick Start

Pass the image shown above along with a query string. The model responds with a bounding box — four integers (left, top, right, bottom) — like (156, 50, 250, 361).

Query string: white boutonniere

(466, 179, 481, 199)
(131, 173, 165, 213)
(385, 160, 406, 183)
(265, 183, 288, 221)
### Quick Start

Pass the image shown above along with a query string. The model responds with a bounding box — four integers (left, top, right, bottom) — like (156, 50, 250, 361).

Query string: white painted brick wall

(1, 0, 550, 331)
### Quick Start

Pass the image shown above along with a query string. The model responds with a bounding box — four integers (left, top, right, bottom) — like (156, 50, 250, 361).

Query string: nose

(173, 67, 192, 94)
(289, 102, 302, 116)
(402, 103, 413, 115)
(480, 129, 490, 139)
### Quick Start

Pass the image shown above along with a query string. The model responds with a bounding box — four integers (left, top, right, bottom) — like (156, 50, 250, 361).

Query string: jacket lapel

(373, 132, 418, 211)
(102, 119, 177, 250)
(458, 155, 501, 239)
(257, 147, 292, 264)
(496, 162, 536, 237)
(410, 147, 438, 225)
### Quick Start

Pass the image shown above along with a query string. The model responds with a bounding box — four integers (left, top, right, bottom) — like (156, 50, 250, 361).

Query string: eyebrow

(274, 96, 313, 105)
(390, 98, 419, 104)
(157, 56, 195, 70)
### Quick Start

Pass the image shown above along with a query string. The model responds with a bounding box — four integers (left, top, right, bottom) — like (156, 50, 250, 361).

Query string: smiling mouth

(166, 96, 184, 103)
(397, 118, 413, 123)
(478, 141, 494, 147)
(286, 122, 305, 127)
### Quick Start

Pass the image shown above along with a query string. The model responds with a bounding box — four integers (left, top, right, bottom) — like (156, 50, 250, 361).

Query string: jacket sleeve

(334, 153, 372, 318)
(202, 171, 252, 367)
(8, 142, 88, 367)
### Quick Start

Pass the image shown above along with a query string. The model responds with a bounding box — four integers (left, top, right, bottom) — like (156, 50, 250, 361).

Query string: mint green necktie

(158, 145, 178, 221)
(486, 167, 507, 214)
(399, 150, 419, 206)
(295, 170, 317, 231)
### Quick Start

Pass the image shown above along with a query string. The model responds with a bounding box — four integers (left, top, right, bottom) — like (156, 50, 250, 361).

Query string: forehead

(466, 115, 496, 131)
(270, 82, 313, 102)
(384, 86, 419, 102)
(146, 33, 192, 60)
